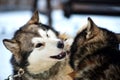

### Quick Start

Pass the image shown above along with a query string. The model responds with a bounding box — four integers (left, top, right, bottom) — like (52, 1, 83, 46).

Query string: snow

(0, 34, 12, 80)
(0, 10, 120, 79)
(52, 10, 120, 36)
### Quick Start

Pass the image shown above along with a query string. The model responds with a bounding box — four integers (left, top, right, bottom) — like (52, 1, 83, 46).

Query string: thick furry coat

(70, 17, 120, 80)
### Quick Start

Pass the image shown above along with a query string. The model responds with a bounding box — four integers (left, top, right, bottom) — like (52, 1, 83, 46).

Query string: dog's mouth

(50, 52, 67, 60)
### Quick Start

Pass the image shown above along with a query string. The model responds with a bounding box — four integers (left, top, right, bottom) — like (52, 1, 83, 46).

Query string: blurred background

(0, 0, 120, 79)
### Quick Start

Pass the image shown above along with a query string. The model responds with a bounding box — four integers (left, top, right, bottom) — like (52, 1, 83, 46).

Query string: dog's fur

(70, 17, 120, 80)
(3, 11, 73, 80)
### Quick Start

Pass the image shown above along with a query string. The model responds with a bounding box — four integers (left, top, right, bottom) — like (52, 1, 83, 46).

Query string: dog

(3, 10, 73, 80)
(70, 17, 120, 80)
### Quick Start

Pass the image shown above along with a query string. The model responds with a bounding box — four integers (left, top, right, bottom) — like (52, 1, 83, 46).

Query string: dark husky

(3, 11, 73, 80)
(70, 17, 120, 80)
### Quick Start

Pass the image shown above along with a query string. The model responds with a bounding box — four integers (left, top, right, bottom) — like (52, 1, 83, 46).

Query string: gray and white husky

(3, 11, 73, 80)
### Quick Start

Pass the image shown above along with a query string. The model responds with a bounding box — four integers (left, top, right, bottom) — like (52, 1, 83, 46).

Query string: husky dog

(70, 17, 120, 80)
(3, 11, 73, 80)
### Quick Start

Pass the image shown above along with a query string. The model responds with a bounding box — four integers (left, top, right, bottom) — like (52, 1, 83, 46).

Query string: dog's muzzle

(50, 41, 69, 60)
(50, 52, 67, 59)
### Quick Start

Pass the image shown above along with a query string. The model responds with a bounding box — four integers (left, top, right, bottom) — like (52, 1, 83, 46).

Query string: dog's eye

(35, 43, 43, 48)
(64, 38, 67, 41)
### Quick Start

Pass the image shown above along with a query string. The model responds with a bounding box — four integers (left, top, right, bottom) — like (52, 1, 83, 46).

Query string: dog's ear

(116, 34, 120, 43)
(3, 39, 22, 62)
(86, 17, 99, 39)
(27, 10, 39, 24)
(3, 39, 20, 55)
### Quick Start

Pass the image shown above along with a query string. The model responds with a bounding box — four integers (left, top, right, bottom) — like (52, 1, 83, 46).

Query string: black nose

(57, 41, 64, 49)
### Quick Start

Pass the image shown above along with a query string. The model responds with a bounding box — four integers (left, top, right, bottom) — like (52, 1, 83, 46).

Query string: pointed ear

(27, 10, 39, 24)
(86, 17, 99, 38)
(116, 34, 120, 43)
(87, 17, 96, 31)
(3, 39, 20, 55)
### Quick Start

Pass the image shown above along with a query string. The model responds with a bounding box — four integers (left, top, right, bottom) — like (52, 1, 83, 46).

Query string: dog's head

(3, 11, 73, 74)
(72, 17, 120, 51)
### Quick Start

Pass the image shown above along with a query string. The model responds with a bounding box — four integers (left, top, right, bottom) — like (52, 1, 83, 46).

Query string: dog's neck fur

(14, 61, 67, 80)
(26, 62, 65, 80)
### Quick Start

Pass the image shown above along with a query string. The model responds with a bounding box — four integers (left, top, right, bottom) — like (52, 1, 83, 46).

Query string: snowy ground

(0, 10, 120, 79)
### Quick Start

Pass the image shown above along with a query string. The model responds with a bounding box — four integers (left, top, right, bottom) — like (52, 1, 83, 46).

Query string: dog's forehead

(16, 23, 57, 38)
(31, 29, 58, 44)
(12, 23, 58, 51)
(38, 29, 57, 38)
(15, 24, 58, 42)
